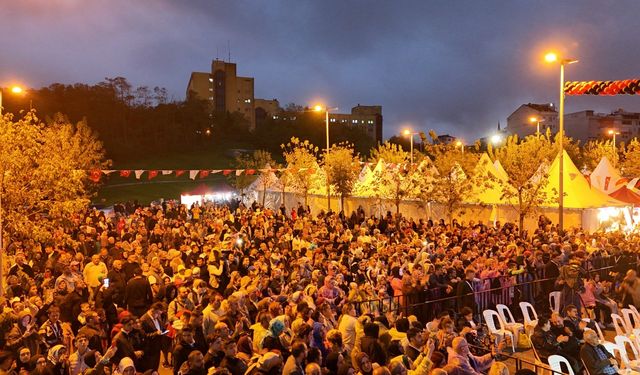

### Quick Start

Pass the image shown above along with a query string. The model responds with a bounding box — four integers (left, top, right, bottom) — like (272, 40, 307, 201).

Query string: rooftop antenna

(228, 40, 231, 62)
(216, 46, 219, 61)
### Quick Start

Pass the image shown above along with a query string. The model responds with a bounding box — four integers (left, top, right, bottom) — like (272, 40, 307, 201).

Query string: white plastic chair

(612, 313, 632, 337)
(629, 305, 640, 322)
(548, 354, 575, 375)
(583, 318, 607, 343)
(519, 301, 539, 335)
(615, 335, 640, 366)
(496, 303, 524, 340)
(622, 308, 640, 330)
(603, 341, 620, 358)
(483, 309, 515, 352)
(549, 291, 562, 313)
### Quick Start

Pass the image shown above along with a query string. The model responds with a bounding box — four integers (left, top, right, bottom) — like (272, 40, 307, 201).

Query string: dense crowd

(0, 199, 639, 375)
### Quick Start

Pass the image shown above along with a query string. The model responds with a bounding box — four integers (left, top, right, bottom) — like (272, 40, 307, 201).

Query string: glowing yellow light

(10, 86, 23, 94)
(529, 117, 538, 123)
(491, 134, 502, 144)
(313, 105, 323, 112)
(608, 129, 614, 135)
(544, 52, 558, 63)
(403, 129, 411, 136)
(455, 141, 462, 147)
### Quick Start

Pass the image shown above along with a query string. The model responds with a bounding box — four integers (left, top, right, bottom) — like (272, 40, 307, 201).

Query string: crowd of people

(0, 198, 638, 375)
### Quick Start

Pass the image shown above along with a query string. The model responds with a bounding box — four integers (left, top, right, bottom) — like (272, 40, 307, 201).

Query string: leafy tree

(369, 142, 409, 164)
(621, 138, 640, 177)
(281, 138, 321, 207)
(230, 150, 276, 199)
(323, 143, 361, 212)
(0, 111, 108, 244)
(425, 134, 479, 223)
(582, 139, 618, 172)
(488, 134, 556, 231)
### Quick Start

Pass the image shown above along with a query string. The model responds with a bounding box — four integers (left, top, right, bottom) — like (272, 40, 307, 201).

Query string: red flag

(148, 170, 159, 180)
(120, 170, 131, 178)
(175, 170, 186, 177)
(223, 170, 232, 176)
(246, 169, 256, 175)
(199, 170, 210, 179)
(89, 169, 102, 183)
(605, 176, 611, 190)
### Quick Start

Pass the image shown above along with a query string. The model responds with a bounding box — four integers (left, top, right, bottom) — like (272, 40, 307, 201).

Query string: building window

(330, 118, 336, 123)
(244, 99, 251, 103)
(208, 78, 213, 82)
(209, 88, 213, 92)
(208, 97, 213, 100)
(352, 120, 358, 124)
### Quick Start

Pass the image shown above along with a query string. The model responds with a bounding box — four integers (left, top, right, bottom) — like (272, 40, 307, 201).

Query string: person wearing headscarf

(46, 345, 68, 375)
(261, 318, 289, 357)
(114, 357, 136, 375)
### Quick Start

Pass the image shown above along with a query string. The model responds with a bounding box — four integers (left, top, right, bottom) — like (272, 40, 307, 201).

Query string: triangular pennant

(223, 170, 232, 176)
(246, 169, 256, 175)
(211, 170, 222, 174)
(120, 170, 132, 178)
(175, 170, 186, 177)
(103, 170, 117, 175)
(236, 170, 244, 176)
(189, 170, 199, 180)
(89, 169, 102, 183)
(135, 170, 144, 179)
(148, 170, 159, 180)
(199, 170, 210, 179)
(162, 170, 173, 175)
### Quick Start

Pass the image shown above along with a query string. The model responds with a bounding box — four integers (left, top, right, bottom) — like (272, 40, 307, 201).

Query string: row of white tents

(241, 151, 637, 232)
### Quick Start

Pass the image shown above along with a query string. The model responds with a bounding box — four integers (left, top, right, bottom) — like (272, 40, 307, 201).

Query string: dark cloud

(1, 0, 639, 140)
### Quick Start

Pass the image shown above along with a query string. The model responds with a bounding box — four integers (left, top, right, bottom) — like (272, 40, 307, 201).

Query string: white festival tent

(589, 156, 625, 194)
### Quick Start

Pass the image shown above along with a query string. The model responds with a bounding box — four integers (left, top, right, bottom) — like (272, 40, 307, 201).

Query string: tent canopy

(590, 156, 623, 194)
(541, 151, 627, 209)
(467, 153, 512, 205)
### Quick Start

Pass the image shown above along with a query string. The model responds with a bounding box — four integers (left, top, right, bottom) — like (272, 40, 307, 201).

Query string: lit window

(342, 120, 347, 123)
(208, 96, 213, 100)
(330, 118, 336, 122)
(292, 116, 297, 120)
(209, 88, 213, 91)
(273, 115, 278, 119)
(244, 99, 251, 103)
(209, 78, 213, 82)
(352, 120, 358, 124)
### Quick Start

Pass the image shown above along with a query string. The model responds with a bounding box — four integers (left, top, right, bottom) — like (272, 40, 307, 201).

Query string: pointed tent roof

(590, 157, 623, 194)
(541, 150, 626, 208)
(467, 154, 512, 205)
(493, 160, 509, 182)
(610, 186, 640, 206)
(247, 163, 282, 192)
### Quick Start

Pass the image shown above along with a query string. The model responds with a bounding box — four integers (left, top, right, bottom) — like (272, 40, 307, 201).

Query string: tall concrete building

(187, 60, 256, 130)
(506, 103, 558, 138)
(565, 109, 640, 143)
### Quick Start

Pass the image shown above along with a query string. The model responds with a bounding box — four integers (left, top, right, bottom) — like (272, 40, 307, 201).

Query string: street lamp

(0, 85, 25, 116)
(529, 116, 545, 136)
(491, 134, 502, 145)
(545, 52, 578, 232)
(455, 140, 464, 153)
(313, 104, 337, 212)
(608, 129, 620, 165)
(403, 129, 419, 164)
(0, 85, 24, 297)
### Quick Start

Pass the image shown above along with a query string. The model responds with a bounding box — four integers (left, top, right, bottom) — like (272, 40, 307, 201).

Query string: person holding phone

(138, 302, 167, 371)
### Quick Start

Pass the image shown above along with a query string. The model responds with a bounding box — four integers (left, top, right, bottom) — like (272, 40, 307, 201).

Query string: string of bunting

(87, 161, 417, 183)
(564, 79, 640, 96)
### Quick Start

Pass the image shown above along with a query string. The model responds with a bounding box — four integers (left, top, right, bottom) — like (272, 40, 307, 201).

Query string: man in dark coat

(111, 316, 142, 366)
(125, 268, 153, 318)
(138, 302, 166, 372)
(456, 268, 476, 314)
(580, 330, 619, 375)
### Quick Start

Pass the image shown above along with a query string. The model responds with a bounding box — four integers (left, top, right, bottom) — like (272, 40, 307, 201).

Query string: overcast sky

(2, 0, 639, 140)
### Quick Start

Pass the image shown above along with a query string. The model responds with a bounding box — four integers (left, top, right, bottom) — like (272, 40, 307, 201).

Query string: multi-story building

(565, 108, 640, 143)
(254, 99, 281, 126)
(187, 59, 256, 130)
(506, 103, 558, 138)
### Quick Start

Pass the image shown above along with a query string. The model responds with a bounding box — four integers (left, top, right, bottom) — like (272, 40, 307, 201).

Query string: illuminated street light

(403, 129, 419, 164)
(0, 85, 25, 116)
(455, 140, 464, 153)
(545, 51, 578, 232)
(529, 116, 545, 136)
(312, 104, 337, 212)
(491, 134, 502, 145)
(608, 129, 620, 165)
(0, 84, 25, 296)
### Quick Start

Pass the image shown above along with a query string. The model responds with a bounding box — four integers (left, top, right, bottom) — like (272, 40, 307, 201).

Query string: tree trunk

(340, 194, 345, 213)
(519, 213, 525, 235)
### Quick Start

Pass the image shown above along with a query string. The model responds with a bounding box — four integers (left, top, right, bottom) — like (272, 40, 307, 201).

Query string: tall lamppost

(529, 116, 545, 136)
(0, 85, 24, 297)
(608, 129, 620, 166)
(545, 52, 578, 232)
(455, 140, 464, 153)
(403, 130, 419, 164)
(314, 104, 337, 212)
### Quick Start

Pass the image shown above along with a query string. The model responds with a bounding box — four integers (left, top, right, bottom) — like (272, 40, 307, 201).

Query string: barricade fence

(353, 260, 637, 324)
